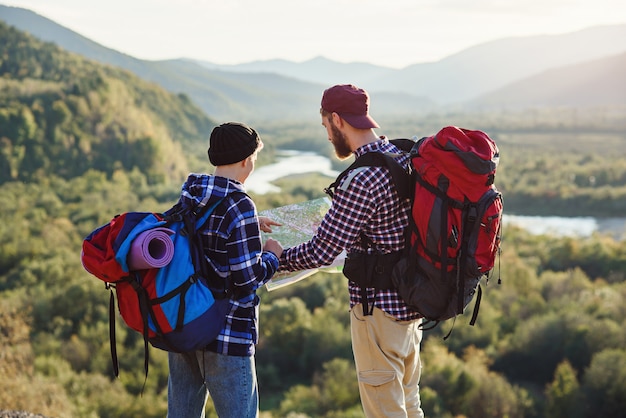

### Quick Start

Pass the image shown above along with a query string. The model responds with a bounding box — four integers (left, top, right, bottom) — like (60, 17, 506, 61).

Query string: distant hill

(193, 56, 397, 87)
(1, 4, 624, 120)
(366, 24, 626, 103)
(194, 25, 626, 105)
(472, 52, 626, 108)
(0, 20, 214, 185)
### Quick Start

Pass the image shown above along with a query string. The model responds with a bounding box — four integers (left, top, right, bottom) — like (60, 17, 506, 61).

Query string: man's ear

(331, 112, 344, 127)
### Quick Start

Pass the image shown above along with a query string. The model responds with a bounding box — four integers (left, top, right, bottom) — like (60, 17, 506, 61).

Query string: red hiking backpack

(392, 126, 503, 329)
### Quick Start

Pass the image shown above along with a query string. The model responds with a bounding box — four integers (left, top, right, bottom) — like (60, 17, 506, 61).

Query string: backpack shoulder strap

(325, 141, 417, 200)
(164, 197, 231, 295)
(390, 138, 420, 153)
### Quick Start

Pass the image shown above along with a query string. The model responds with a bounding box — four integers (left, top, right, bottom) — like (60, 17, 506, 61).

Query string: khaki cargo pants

(350, 304, 424, 418)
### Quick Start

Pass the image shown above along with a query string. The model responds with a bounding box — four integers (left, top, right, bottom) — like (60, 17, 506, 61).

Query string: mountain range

(1, 4, 625, 122)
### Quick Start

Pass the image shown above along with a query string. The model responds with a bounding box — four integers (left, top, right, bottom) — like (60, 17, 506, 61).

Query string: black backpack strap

(107, 276, 152, 394)
(390, 138, 420, 153)
(469, 285, 482, 326)
(360, 269, 375, 316)
(325, 150, 413, 201)
(458, 204, 479, 315)
(165, 196, 233, 298)
(127, 273, 155, 394)
(107, 283, 119, 378)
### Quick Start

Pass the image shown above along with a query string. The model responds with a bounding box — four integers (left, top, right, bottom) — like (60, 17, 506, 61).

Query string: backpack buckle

(468, 205, 478, 223)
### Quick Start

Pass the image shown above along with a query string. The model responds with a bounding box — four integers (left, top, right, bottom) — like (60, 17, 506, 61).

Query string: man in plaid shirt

(279, 84, 424, 417)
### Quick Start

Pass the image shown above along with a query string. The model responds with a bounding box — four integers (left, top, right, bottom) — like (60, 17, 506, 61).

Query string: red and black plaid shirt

(280, 137, 422, 321)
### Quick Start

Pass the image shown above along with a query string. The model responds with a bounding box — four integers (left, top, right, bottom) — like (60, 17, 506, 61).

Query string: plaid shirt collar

(353, 136, 390, 158)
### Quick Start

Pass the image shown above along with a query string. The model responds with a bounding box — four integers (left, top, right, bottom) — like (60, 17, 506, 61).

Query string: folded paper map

(260, 197, 345, 291)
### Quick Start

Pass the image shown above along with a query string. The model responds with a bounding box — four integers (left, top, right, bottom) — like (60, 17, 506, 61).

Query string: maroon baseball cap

(321, 84, 379, 129)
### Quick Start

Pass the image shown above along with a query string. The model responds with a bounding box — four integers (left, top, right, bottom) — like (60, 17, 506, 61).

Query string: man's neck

(350, 129, 379, 151)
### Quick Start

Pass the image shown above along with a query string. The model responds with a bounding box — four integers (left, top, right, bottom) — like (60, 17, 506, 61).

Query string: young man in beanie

(279, 84, 424, 417)
(167, 122, 283, 418)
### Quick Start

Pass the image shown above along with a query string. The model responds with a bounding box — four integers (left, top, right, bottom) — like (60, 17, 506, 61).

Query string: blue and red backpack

(81, 199, 231, 379)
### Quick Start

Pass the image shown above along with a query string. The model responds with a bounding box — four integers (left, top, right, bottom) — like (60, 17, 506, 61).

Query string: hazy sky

(4, 0, 626, 68)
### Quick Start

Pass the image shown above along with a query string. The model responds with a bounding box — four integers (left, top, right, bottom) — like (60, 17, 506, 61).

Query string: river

(247, 151, 626, 240)
(247, 150, 340, 194)
(503, 215, 626, 240)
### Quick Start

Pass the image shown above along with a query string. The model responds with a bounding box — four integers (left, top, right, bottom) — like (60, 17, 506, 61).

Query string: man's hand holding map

(259, 197, 345, 291)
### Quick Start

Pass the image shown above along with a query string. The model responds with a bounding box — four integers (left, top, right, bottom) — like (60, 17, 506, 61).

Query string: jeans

(167, 350, 258, 418)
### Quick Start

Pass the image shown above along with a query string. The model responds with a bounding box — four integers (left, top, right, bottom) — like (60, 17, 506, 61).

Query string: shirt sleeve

(225, 196, 279, 294)
(279, 170, 378, 272)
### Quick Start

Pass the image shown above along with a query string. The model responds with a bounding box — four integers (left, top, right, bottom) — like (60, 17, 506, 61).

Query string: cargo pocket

(358, 369, 396, 387)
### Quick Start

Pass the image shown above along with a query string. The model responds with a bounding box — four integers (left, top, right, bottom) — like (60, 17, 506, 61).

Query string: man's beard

(330, 121, 352, 160)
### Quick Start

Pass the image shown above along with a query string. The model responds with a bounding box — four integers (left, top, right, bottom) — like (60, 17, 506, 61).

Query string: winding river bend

(247, 150, 340, 194)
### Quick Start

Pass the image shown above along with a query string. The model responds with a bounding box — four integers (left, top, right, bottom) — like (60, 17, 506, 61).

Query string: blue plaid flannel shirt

(179, 174, 279, 356)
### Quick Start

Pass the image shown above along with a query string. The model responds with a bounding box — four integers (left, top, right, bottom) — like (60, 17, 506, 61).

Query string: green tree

(257, 297, 313, 389)
(277, 358, 362, 418)
(545, 360, 582, 418)
(422, 342, 528, 418)
(581, 349, 626, 418)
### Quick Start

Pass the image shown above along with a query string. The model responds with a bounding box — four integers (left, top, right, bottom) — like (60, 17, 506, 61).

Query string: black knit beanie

(208, 122, 262, 166)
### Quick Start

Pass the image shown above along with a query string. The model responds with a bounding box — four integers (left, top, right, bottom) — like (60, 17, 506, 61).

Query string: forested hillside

(1, 18, 626, 418)
(0, 21, 216, 185)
